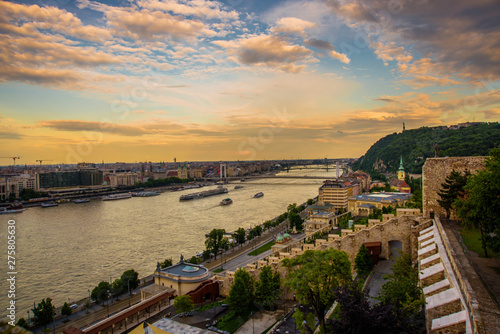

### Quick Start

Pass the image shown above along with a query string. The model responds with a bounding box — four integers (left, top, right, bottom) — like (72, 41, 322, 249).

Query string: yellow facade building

(153, 258, 211, 296)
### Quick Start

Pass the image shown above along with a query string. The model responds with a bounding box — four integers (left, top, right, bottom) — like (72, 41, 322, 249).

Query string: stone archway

(388, 240, 403, 259)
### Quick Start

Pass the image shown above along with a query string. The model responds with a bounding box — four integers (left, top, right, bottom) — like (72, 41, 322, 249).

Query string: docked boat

(73, 198, 90, 204)
(102, 193, 132, 201)
(0, 203, 25, 214)
(41, 202, 58, 208)
(220, 198, 233, 206)
(132, 191, 160, 197)
(234, 185, 244, 189)
(179, 186, 228, 201)
(253, 192, 264, 198)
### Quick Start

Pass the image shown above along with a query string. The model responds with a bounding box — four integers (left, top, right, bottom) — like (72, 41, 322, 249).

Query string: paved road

(366, 244, 401, 305)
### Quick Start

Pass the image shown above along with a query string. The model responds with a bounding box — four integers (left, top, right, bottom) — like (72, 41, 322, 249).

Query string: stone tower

(398, 156, 405, 181)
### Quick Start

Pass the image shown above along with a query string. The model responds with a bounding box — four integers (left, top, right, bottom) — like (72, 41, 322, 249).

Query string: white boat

(102, 193, 132, 201)
(253, 192, 264, 198)
(132, 191, 160, 197)
(220, 198, 233, 205)
(73, 198, 90, 204)
(0, 203, 25, 214)
(41, 202, 58, 208)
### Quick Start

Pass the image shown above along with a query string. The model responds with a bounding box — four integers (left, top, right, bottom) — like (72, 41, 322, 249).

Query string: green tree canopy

(173, 295, 194, 314)
(437, 169, 470, 218)
(354, 244, 373, 277)
(377, 252, 423, 316)
(16, 317, 29, 329)
(111, 278, 124, 296)
(232, 227, 246, 245)
(227, 268, 255, 315)
(61, 302, 72, 317)
(456, 145, 500, 255)
(255, 266, 281, 309)
(121, 269, 140, 291)
(205, 228, 225, 259)
(282, 249, 351, 333)
(91, 281, 111, 304)
(160, 258, 173, 269)
(327, 280, 424, 333)
(288, 211, 303, 230)
(32, 298, 55, 328)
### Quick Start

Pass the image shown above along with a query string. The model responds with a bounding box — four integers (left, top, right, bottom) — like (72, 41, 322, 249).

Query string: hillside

(353, 122, 500, 175)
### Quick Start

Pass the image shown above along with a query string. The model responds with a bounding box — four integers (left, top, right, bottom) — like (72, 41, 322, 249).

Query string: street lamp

(128, 280, 131, 307)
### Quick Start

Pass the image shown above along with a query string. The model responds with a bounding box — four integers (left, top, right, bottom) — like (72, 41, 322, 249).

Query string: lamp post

(128, 280, 131, 307)
(27, 311, 30, 329)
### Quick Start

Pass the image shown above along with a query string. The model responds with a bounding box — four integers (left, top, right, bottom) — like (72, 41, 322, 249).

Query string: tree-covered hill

(353, 123, 500, 175)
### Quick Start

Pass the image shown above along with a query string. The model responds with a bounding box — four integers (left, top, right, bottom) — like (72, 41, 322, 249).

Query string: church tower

(398, 156, 405, 181)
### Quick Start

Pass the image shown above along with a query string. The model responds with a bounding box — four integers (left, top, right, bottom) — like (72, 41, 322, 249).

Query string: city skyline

(1, 0, 500, 164)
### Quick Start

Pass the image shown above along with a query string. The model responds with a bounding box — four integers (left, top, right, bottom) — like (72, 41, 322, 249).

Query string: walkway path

(366, 244, 401, 305)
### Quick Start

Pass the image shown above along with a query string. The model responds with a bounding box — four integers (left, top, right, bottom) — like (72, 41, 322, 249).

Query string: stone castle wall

(216, 215, 432, 297)
(422, 157, 485, 218)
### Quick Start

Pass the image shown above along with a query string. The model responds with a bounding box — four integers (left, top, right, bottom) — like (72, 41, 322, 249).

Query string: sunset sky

(1, 0, 500, 164)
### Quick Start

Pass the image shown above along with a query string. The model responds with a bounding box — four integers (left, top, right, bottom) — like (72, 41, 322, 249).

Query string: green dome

(277, 235, 283, 242)
(284, 232, 290, 239)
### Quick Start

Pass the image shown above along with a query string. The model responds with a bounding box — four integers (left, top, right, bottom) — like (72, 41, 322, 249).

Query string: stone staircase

(418, 224, 470, 333)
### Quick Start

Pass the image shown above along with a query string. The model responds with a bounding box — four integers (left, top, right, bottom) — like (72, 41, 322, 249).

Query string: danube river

(1, 167, 337, 319)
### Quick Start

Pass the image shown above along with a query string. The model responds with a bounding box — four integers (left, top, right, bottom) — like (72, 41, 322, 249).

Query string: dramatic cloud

(213, 34, 314, 72)
(327, 0, 500, 84)
(270, 17, 316, 36)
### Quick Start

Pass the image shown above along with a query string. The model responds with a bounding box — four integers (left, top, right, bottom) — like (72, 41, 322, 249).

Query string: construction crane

(36, 160, 53, 166)
(0, 156, 20, 165)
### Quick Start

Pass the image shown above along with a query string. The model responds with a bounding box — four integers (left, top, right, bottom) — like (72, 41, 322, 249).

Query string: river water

(1, 167, 336, 319)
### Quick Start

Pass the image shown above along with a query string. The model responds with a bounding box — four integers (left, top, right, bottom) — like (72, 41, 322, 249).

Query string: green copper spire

(398, 156, 405, 171)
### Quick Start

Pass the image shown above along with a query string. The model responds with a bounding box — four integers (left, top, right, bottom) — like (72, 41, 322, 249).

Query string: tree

(61, 302, 73, 316)
(456, 146, 500, 255)
(111, 278, 124, 296)
(377, 252, 424, 316)
(16, 317, 29, 329)
(32, 298, 55, 328)
(307, 198, 315, 205)
(121, 269, 140, 291)
(327, 281, 424, 333)
(205, 228, 225, 259)
(255, 266, 281, 309)
(287, 203, 298, 213)
(288, 211, 303, 230)
(283, 249, 351, 333)
(437, 169, 470, 218)
(91, 281, 111, 304)
(354, 244, 373, 277)
(227, 268, 254, 315)
(173, 295, 194, 314)
(233, 227, 246, 245)
(160, 258, 173, 269)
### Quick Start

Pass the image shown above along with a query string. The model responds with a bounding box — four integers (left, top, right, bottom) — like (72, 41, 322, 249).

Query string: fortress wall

(216, 215, 431, 297)
(422, 157, 485, 218)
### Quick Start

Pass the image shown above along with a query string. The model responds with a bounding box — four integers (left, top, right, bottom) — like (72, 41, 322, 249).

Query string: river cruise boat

(179, 186, 228, 201)
(73, 198, 90, 204)
(220, 198, 233, 205)
(234, 185, 244, 189)
(0, 203, 25, 214)
(132, 191, 160, 197)
(102, 193, 132, 201)
(41, 202, 58, 208)
(253, 192, 264, 198)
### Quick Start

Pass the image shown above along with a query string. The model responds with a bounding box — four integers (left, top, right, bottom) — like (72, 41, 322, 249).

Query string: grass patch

(195, 300, 223, 312)
(216, 307, 257, 333)
(459, 227, 500, 258)
(212, 268, 224, 273)
(248, 241, 275, 256)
